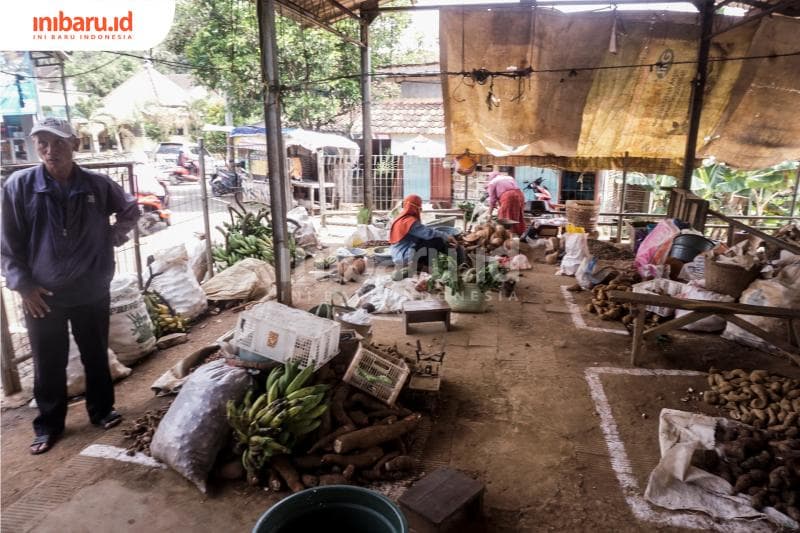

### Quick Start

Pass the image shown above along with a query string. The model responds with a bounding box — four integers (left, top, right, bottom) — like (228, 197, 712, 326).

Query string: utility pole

(360, 12, 375, 211)
(257, 0, 292, 304)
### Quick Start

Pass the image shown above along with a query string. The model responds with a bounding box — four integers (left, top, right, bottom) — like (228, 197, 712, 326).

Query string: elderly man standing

(1, 118, 140, 455)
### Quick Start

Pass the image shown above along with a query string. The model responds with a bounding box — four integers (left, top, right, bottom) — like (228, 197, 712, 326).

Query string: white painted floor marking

(584, 366, 774, 532)
(80, 444, 165, 469)
(560, 285, 627, 336)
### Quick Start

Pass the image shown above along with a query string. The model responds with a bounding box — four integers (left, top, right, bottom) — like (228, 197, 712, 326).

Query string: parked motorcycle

(523, 178, 563, 213)
(211, 161, 247, 196)
(163, 163, 201, 185)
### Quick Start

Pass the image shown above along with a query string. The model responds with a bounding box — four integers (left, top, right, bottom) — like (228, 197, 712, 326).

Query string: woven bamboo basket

(704, 259, 759, 299)
(566, 200, 598, 233)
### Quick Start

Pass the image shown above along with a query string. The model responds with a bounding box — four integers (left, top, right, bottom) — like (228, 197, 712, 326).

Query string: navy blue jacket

(1, 164, 140, 306)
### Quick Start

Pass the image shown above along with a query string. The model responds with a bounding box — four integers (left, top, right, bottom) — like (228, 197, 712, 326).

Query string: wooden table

(403, 300, 451, 334)
(608, 290, 800, 366)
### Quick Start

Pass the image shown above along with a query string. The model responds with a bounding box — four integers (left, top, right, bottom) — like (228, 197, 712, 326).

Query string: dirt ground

(2, 241, 798, 533)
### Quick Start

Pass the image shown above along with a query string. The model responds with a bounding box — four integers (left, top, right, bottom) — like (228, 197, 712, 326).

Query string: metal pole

(198, 138, 215, 279)
(680, 0, 714, 190)
(616, 153, 629, 243)
(360, 13, 374, 212)
(790, 163, 800, 218)
(126, 163, 143, 289)
(0, 292, 21, 394)
(257, 0, 292, 305)
(317, 149, 328, 227)
(59, 60, 71, 123)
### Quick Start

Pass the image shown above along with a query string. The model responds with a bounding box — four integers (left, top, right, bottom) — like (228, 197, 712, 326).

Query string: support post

(680, 0, 714, 190)
(317, 149, 328, 227)
(126, 163, 143, 289)
(616, 153, 629, 243)
(59, 59, 71, 123)
(0, 293, 22, 394)
(360, 12, 374, 211)
(198, 138, 215, 279)
(257, 0, 292, 304)
(790, 163, 799, 218)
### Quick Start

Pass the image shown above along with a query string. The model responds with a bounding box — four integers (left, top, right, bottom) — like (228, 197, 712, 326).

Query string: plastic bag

(187, 237, 209, 283)
(557, 233, 589, 276)
(678, 253, 706, 282)
(202, 258, 276, 302)
(344, 224, 388, 248)
(721, 263, 800, 351)
(632, 279, 686, 317)
(149, 244, 208, 320)
(287, 206, 319, 250)
(150, 359, 252, 493)
(675, 281, 735, 332)
(509, 254, 532, 270)
(635, 219, 680, 279)
(66, 331, 131, 398)
(108, 274, 156, 365)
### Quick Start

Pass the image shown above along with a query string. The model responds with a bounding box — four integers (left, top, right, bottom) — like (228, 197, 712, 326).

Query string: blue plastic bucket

(252, 485, 408, 533)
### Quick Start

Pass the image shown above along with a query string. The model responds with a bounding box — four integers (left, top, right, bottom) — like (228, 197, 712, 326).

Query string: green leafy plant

(427, 254, 507, 294)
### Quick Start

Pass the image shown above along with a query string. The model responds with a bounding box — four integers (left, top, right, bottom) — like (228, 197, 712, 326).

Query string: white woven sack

(109, 274, 156, 364)
(149, 244, 208, 320)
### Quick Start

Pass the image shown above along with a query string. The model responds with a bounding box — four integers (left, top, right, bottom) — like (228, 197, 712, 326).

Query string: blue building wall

(515, 167, 560, 203)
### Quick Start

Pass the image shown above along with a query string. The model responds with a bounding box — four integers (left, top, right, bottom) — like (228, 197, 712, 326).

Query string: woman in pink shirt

(486, 171, 527, 235)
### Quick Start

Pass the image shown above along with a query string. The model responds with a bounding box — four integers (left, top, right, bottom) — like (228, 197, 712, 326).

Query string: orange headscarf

(389, 195, 423, 244)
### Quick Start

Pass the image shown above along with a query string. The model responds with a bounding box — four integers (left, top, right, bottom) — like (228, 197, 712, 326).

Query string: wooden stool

(403, 300, 451, 334)
(399, 467, 485, 533)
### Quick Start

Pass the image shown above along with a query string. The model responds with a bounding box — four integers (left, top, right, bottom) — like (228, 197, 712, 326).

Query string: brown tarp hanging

(440, 9, 800, 174)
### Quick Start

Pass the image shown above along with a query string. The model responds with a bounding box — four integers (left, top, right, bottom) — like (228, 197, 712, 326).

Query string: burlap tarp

(440, 9, 800, 173)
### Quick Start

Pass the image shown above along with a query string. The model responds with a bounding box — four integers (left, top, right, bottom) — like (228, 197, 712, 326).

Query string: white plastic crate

(344, 345, 410, 406)
(233, 301, 340, 369)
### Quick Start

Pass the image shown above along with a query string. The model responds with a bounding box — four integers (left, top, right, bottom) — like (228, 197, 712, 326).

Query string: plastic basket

(344, 345, 410, 406)
(233, 301, 340, 369)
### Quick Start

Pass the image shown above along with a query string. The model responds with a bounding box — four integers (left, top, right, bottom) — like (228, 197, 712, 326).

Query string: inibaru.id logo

(32, 10, 134, 40)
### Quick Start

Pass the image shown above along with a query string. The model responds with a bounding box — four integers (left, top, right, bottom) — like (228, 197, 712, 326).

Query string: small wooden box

(403, 300, 451, 334)
(399, 468, 485, 533)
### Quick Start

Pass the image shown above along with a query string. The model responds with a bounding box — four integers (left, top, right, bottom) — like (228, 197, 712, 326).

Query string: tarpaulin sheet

(440, 9, 800, 173)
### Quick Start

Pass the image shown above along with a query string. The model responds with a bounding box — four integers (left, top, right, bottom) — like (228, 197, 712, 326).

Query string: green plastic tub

(252, 485, 408, 533)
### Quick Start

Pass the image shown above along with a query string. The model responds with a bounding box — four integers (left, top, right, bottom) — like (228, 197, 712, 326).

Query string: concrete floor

(2, 244, 797, 533)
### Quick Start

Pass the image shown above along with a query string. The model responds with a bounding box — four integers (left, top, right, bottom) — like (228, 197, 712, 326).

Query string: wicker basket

(704, 259, 759, 299)
(566, 200, 598, 233)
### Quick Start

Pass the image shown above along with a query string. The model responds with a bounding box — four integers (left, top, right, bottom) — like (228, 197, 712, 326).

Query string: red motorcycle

(164, 163, 201, 185)
(137, 193, 171, 235)
(524, 178, 564, 213)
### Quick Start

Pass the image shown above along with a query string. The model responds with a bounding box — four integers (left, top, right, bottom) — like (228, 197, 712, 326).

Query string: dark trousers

(25, 295, 113, 436)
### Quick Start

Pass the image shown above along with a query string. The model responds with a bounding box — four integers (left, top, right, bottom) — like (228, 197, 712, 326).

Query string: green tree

(164, 0, 415, 128)
(64, 52, 141, 97)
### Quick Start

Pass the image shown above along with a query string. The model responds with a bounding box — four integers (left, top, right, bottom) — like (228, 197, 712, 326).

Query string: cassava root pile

(703, 368, 800, 435)
(122, 407, 170, 456)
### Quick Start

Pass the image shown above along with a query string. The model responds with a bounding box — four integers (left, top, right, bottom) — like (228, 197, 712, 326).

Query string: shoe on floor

(93, 410, 122, 430)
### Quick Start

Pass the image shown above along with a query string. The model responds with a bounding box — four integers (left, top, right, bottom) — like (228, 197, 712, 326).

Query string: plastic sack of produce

(108, 274, 156, 364)
(557, 232, 589, 276)
(66, 330, 131, 398)
(201, 258, 275, 302)
(287, 206, 319, 251)
(344, 224, 388, 248)
(675, 281, 734, 332)
(187, 236, 209, 283)
(678, 253, 707, 282)
(150, 359, 252, 493)
(635, 219, 680, 279)
(148, 244, 208, 320)
(721, 262, 800, 352)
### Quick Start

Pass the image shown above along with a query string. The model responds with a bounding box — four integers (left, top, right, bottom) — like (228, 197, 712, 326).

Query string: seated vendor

(389, 194, 460, 271)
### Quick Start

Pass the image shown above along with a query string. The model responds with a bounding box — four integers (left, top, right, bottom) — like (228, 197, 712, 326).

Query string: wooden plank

(631, 305, 645, 366)
(723, 315, 800, 366)
(0, 293, 22, 394)
(642, 312, 712, 340)
(609, 290, 800, 319)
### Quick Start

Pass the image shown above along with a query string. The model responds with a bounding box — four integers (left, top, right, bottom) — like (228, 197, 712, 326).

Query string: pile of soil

(588, 239, 635, 261)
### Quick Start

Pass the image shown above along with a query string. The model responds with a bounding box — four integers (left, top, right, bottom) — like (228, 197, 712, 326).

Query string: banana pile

(143, 291, 186, 337)
(227, 362, 330, 482)
(212, 208, 274, 270)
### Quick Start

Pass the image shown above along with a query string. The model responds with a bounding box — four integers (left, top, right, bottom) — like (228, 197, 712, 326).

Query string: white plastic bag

(575, 257, 598, 289)
(150, 360, 252, 493)
(344, 224, 388, 248)
(108, 274, 156, 365)
(721, 263, 800, 351)
(187, 237, 209, 283)
(149, 245, 208, 320)
(287, 206, 319, 250)
(557, 233, 589, 276)
(635, 219, 680, 279)
(678, 254, 706, 282)
(632, 279, 686, 317)
(509, 254, 532, 270)
(675, 281, 734, 332)
(67, 332, 131, 398)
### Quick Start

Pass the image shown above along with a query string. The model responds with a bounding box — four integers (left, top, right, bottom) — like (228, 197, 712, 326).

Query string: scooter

(137, 193, 171, 235)
(163, 163, 201, 185)
(523, 179, 564, 213)
(210, 161, 247, 196)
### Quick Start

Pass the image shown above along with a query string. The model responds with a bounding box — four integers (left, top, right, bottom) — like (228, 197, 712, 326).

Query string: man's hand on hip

(21, 287, 53, 318)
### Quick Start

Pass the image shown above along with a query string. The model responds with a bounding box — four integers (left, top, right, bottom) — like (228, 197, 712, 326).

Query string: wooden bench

(403, 300, 451, 334)
(608, 290, 800, 366)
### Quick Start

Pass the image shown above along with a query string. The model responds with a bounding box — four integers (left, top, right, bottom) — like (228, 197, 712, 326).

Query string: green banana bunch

(226, 361, 331, 483)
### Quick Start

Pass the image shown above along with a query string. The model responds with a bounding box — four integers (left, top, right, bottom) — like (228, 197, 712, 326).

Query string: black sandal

(94, 410, 122, 430)
(30, 434, 59, 455)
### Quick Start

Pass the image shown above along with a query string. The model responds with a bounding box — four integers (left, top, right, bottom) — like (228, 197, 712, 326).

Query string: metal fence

(0, 160, 220, 393)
